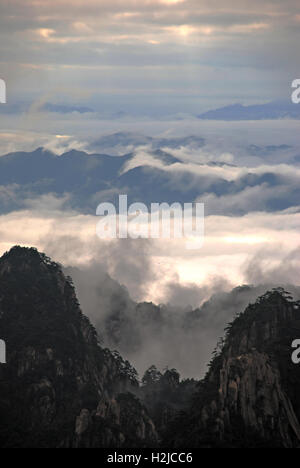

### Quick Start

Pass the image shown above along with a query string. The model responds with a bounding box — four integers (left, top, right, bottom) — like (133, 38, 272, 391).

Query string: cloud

(0, 199, 299, 378)
(0, 0, 299, 378)
(64, 259, 300, 378)
(124, 146, 300, 182)
(1, 0, 300, 116)
(0, 134, 299, 220)
(0, 203, 299, 300)
(244, 247, 300, 285)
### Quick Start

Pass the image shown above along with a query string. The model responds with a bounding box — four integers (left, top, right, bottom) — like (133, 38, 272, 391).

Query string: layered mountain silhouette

(0, 147, 193, 214)
(90, 132, 206, 154)
(198, 101, 300, 120)
(0, 246, 157, 448)
(0, 143, 299, 216)
(0, 246, 300, 448)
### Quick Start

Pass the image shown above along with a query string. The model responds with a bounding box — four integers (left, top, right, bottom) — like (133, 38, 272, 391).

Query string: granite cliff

(163, 290, 300, 448)
(0, 246, 157, 448)
(1, 246, 300, 448)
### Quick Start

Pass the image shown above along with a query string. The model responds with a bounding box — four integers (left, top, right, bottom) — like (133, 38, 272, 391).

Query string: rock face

(1, 246, 300, 449)
(163, 290, 300, 448)
(0, 246, 158, 448)
(73, 394, 157, 448)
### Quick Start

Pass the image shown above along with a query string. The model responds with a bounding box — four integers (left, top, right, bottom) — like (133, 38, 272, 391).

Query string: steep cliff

(163, 289, 300, 448)
(0, 246, 158, 448)
(1, 246, 300, 448)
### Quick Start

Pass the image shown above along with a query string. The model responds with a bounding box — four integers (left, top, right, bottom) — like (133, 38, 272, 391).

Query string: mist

(65, 255, 300, 379)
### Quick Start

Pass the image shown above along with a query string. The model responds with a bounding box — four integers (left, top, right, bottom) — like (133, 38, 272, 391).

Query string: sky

(0, 0, 299, 290)
(0, 0, 300, 375)
(0, 0, 300, 118)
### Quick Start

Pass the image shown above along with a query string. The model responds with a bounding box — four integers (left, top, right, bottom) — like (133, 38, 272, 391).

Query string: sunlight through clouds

(1, 0, 299, 111)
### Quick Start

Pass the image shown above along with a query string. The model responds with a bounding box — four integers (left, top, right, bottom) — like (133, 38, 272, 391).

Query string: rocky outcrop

(73, 394, 157, 448)
(0, 246, 157, 448)
(204, 350, 300, 447)
(164, 290, 300, 448)
(1, 247, 300, 449)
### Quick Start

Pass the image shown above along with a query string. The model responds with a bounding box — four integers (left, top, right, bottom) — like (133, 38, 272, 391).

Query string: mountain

(68, 267, 300, 380)
(0, 142, 299, 216)
(198, 101, 300, 120)
(1, 247, 300, 448)
(0, 147, 187, 215)
(90, 132, 205, 154)
(163, 289, 300, 448)
(42, 103, 94, 114)
(247, 144, 293, 157)
(0, 246, 158, 448)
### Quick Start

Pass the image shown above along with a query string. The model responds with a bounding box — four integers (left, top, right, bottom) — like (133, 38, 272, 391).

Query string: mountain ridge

(0, 143, 298, 217)
(0, 246, 157, 448)
(198, 101, 300, 121)
(1, 246, 300, 447)
(163, 289, 300, 448)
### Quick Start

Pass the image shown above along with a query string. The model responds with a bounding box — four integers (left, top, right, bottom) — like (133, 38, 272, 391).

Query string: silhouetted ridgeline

(163, 290, 300, 448)
(0, 246, 300, 448)
(0, 246, 157, 448)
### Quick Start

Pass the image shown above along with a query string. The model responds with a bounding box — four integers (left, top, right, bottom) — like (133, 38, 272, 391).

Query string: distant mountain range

(0, 146, 187, 214)
(198, 101, 300, 120)
(42, 103, 94, 114)
(1, 100, 300, 120)
(89, 132, 206, 154)
(0, 140, 299, 216)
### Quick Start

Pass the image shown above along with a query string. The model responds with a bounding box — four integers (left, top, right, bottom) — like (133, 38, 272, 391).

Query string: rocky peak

(163, 289, 300, 448)
(224, 289, 300, 357)
(1, 247, 300, 448)
(0, 246, 157, 448)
